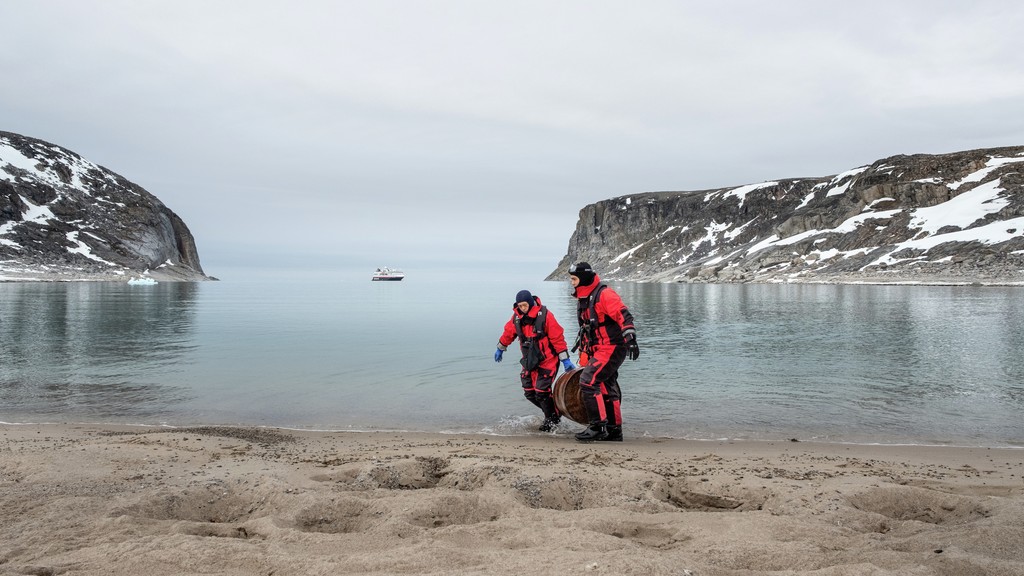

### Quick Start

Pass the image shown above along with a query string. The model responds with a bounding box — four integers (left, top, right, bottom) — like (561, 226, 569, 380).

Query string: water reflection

(605, 282, 1024, 444)
(1, 277, 1021, 445)
(0, 282, 198, 419)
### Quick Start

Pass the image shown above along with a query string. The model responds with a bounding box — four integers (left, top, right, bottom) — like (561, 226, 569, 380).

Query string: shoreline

(3, 423, 1023, 575)
(3, 419, 1021, 451)
(4, 265, 1024, 286)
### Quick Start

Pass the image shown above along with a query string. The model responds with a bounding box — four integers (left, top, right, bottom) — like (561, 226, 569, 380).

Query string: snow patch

(796, 190, 817, 210)
(833, 209, 901, 234)
(949, 156, 1024, 191)
(863, 197, 896, 211)
(745, 234, 780, 256)
(65, 231, 117, 266)
(825, 166, 869, 197)
(910, 179, 1007, 235)
(722, 181, 778, 208)
(867, 216, 1024, 268)
(691, 221, 731, 251)
(724, 218, 757, 241)
(611, 242, 645, 263)
(0, 196, 55, 237)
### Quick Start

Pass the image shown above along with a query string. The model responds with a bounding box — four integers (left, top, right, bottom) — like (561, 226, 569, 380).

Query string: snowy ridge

(1, 131, 208, 282)
(554, 146, 1024, 284)
(0, 137, 119, 192)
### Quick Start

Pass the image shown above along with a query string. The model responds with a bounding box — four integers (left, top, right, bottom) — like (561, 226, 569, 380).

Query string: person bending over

(495, 290, 575, 431)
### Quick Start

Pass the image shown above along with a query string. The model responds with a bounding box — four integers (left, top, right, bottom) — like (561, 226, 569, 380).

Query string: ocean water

(2, 268, 1022, 447)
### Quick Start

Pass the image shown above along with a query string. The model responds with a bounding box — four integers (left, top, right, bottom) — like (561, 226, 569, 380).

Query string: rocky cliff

(550, 146, 1024, 284)
(1, 131, 210, 282)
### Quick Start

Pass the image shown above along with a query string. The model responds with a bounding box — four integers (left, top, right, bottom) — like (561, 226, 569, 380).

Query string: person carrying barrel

(494, 290, 576, 431)
(567, 262, 640, 442)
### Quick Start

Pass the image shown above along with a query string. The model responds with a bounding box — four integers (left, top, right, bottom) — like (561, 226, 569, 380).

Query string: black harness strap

(514, 305, 549, 370)
(573, 284, 607, 353)
(514, 305, 547, 342)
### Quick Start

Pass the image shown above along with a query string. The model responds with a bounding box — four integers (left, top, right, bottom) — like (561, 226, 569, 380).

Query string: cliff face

(550, 146, 1024, 284)
(0, 131, 210, 281)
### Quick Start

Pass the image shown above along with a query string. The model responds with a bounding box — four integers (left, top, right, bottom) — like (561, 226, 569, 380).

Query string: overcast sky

(3, 1, 1023, 278)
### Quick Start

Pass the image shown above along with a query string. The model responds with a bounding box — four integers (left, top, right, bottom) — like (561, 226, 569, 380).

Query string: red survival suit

(497, 295, 571, 423)
(573, 275, 636, 429)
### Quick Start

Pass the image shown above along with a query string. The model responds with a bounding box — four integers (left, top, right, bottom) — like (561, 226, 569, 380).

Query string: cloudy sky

(3, 1, 1022, 278)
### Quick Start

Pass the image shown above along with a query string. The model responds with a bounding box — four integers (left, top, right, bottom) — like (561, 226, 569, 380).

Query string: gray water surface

(2, 273, 1021, 446)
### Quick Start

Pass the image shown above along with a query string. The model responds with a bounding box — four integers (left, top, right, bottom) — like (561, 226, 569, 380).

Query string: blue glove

(561, 358, 576, 371)
(494, 348, 503, 363)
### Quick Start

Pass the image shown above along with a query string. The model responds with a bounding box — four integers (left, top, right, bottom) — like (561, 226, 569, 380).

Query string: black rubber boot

(574, 424, 608, 442)
(538, 415, 560, 432)
(538, 396, 559, 431)
(599, 425, 623, 441)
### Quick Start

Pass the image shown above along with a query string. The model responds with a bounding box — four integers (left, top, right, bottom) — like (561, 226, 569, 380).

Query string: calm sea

(2, 268, 1022, 447)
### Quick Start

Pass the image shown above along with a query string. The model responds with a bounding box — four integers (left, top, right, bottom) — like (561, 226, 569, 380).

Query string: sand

(1, 424, 1022, 576)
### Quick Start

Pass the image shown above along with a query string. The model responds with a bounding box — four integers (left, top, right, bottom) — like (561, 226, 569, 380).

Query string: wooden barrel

(552, 367, 589, 425)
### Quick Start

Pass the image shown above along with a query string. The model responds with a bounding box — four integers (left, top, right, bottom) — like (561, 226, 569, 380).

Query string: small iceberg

(127, 277, 158, 285)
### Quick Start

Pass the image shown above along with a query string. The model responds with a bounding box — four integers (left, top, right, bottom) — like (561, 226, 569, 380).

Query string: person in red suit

(495, 290, 576, 431)
(568, 262, 639, 442)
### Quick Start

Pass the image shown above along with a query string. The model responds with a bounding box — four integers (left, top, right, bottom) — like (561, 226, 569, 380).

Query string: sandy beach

(1, 424, 1022, 576)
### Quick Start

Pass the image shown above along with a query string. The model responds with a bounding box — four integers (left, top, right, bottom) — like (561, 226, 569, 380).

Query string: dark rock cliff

(549, 146, 1024, 284)
(0, 131, 210, 281)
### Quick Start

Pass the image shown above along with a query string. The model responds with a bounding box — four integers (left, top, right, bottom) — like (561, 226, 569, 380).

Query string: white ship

(372, 267, 405, 281)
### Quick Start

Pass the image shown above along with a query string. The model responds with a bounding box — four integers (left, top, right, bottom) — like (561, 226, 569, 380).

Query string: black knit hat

(569, 262, 596, 286)
(515, 290, 534, 307)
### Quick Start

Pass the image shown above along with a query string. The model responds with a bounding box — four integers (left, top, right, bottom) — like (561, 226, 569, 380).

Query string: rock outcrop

(550, 146, 1024, 284)
(1, 131, 211, 281)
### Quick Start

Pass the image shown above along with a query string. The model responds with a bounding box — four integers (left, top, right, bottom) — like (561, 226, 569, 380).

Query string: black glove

(624, 333, 640, 361)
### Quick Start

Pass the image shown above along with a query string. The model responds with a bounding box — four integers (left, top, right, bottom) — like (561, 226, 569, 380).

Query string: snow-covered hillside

(553, 146, 1024, 284)
(1, 131, 208, 282)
